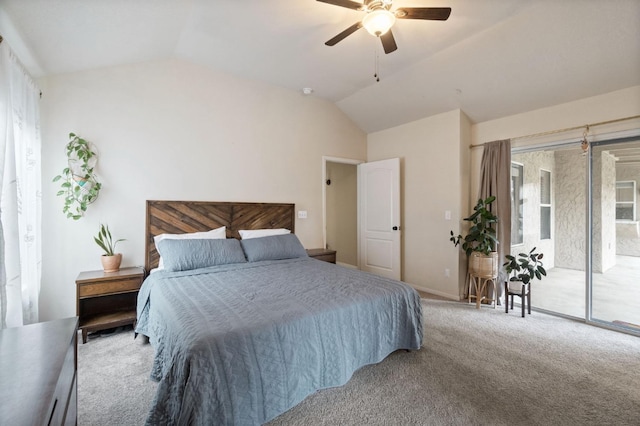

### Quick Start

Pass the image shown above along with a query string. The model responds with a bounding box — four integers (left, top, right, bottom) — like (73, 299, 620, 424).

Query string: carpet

(77, 300, 640, 425)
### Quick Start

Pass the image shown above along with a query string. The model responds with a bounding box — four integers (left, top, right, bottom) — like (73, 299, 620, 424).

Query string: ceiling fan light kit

(317, 0, 451, 54)
(362, 9, 396, 36)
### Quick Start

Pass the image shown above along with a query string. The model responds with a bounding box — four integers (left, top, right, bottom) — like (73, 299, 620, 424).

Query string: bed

(136, 200, 423, 425)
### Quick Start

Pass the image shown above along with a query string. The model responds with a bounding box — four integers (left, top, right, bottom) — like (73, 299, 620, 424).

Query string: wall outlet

(445, 268, 450, 277)
(298, 210, 307, 219)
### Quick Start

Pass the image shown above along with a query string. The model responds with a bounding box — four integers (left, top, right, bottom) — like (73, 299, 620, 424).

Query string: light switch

(445, 210, 451, 220)
(298, 210, 308, 219)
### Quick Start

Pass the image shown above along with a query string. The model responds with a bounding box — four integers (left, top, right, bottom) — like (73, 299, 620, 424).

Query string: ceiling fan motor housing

(363, 0, 393, 12)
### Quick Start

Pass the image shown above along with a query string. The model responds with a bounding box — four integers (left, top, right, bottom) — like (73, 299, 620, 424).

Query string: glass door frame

(587, 131, 640, 335)
(510, 128, 640, 336)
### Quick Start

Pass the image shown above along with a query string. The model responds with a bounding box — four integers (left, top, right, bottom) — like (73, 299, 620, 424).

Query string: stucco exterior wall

(592, 151, 617, 272)
(511, 151, 556, 269)
(505, 147, 621, 274)
(554, 150, 587, 270)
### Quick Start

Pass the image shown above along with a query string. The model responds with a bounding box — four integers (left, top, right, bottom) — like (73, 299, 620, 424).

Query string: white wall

(367, 110, 470, 300)
(39, 59, 366, 321)
(471, 86, 640, 149)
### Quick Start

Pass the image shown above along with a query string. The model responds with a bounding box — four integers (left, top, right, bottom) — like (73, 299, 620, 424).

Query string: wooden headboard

(145, 200, 295, 272)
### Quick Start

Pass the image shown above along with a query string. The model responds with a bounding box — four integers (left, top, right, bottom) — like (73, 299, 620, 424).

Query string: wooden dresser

(0, 316, 78, 425)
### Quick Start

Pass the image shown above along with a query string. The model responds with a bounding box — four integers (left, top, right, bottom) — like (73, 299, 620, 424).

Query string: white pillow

(154, 226, 226, 270)
(238, 228, 291, 239)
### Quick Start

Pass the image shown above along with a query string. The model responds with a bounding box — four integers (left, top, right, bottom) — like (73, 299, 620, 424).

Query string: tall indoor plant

(450, 196, 499, 277)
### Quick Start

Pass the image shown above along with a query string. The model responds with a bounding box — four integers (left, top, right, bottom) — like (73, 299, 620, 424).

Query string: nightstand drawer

(78, 277, 141, 298)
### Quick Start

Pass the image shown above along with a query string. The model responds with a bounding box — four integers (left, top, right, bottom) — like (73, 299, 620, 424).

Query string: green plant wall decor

(53, 132, 102, 220)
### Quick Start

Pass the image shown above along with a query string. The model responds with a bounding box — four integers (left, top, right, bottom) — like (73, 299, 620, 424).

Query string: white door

(358, 158, 401, 280)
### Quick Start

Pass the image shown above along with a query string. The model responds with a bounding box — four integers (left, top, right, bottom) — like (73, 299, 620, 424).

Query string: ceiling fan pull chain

(374, 50, 380, 82)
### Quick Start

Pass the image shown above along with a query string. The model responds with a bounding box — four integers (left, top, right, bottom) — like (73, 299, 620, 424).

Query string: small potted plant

(94, 224, 125, 272)
(503, 247, 546, 284)
(450, 196, 499, 277)
(503, 247, 546, 315)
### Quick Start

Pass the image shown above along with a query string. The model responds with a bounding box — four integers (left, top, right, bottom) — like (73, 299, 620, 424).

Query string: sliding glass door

(590, 139, 640, 331)
(510, 134, 640, 335)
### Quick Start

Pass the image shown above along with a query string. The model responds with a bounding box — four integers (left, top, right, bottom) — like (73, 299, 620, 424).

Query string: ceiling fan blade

(395, 7, 452, 21)
(380, 29, 398, 54)
(316, 0, 365, 11)
(325, 22, 363, 46)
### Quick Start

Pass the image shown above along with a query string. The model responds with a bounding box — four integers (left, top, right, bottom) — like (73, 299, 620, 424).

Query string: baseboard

(336, 261, 358, 269)
(410, 284, 461, 301)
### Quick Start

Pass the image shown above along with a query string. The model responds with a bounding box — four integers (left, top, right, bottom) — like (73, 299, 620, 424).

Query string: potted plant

(503, 247, 546, 315)
(53, 132, 102, 220)
(450, 196, 499, 277)
(94, 224, 125, 272)
(503, 247, 546, 284)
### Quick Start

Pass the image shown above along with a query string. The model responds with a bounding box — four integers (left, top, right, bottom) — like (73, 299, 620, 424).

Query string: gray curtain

(479, 139, 511, 298)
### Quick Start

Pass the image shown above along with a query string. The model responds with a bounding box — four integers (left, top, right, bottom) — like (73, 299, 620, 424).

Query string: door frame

(322, 156, 364, 267)
(587, 130, 640, 332)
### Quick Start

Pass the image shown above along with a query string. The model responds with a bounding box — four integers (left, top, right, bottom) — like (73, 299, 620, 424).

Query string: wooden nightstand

(76, 266, 144, 344)
(306, 248, 337, 264)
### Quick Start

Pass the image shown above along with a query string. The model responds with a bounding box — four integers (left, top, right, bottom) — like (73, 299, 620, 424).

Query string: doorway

(323, 157, 360, 268)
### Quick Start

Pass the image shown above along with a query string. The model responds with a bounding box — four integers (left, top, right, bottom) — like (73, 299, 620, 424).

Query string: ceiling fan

(317, 0, 451, 54)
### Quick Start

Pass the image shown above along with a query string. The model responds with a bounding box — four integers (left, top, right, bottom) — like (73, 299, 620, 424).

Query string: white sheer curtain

(0, 41, 42, 328)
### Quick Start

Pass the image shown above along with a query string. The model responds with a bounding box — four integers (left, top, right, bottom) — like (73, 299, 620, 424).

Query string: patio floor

(529, 255, 640, 328)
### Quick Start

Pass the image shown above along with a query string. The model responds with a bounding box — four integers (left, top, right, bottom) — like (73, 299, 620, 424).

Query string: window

(511, 162, 524, 245)
(540, 169, 551, 240)
(616, 181, 636, 221)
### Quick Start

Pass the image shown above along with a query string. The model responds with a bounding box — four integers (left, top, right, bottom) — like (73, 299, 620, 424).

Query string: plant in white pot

(503, 247, 546, 315)
(94, 224, 125, 273)
(450, 196, 499, 278)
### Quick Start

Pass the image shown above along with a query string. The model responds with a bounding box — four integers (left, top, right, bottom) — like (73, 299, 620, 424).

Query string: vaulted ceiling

(2, 0, 639, 133)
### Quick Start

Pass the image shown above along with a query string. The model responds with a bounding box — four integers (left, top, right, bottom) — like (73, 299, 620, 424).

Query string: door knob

(392, 226, 398, 231)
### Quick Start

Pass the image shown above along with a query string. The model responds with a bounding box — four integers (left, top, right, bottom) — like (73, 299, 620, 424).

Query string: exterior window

(540, 169, 551, 240)
(616, 181, 636, 221)
(511, 162, 524, 245)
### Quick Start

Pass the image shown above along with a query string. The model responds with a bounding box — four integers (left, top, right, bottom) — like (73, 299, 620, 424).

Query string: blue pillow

(240, 234, 308, 262)
(156, 238, 247, 272)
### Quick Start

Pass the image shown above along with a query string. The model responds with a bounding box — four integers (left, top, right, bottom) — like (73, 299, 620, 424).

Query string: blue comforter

(136, 257, 423, 425)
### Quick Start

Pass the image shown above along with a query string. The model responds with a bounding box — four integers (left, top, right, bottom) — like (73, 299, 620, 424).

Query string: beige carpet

(78, 300, 640, 425)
